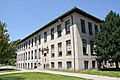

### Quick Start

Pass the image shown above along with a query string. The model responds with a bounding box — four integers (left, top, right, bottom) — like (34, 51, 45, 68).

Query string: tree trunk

(115, 61, 119, 69)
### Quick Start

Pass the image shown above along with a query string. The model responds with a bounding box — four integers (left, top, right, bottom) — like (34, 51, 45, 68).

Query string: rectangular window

(26, 41, 27, 49)
(58, 42, 62, 56)
(29, 40, 30, 47)
(38, 48, 41, 59)
(90, 41, 95, 56)
(57, 24, 62, 37)
(39, 34, 41, 45)
(66, 40, 71, 55)
(26, 52, 27, 60)
(51, 45, 54, 57)
(35, 37, 37, 46)
(88, 22, 93, 35)
(95, 25, 98, 32)
(92, 61, 96, 69)
(31, 50, 33, 60)
(82, 39, 87, 55)
(51, 62, 54, 69)
(81, 19, 86, 33)
(28, 51, 30, 60)
(65, 20, 70, 34)
(44, 32, 47, 42)
(58, 62, 62, 69)
(35, 49, 37, 59)
(51, 28, 54, 40)
(84, 61, 89, 69)
(67, 61, 72, 69)
(31, 38, 33, 47)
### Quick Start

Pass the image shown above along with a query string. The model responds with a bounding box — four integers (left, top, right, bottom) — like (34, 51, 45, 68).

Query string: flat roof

(18, 7, 102, 45)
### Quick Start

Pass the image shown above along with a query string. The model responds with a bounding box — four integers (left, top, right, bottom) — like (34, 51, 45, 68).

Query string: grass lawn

(52, 70, 120, 77)
(0, 72, 86, 80)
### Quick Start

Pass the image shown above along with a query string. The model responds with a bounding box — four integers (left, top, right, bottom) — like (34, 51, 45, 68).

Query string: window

(92, 61, 96, 69)
(51, 45, 54, 57)
(24, 53, 25, 61)
(28, 51, 30, 60)
(35, 37, 37, 46)
(44, 32, 47, 42)
(84, 61, 89, 69)
(58, 42, 62, 56)
(95, 25, 98, 32)
(24, 43, 25, 49)
(90, 41, 95, 56)
(88, 22, 93, 35)
(29, 40, 30, 47)
(35, 49, 37, 59)
(38, 48, 41, 59)
(67, 61, 72, 69)
(51, 28, 54, 40)
(51, 62, 54, 69)
(58, 62, 62, 69)
(31, 50, 33, 60)
(31, 63, 33, 69)
(39, 34, 41, 45)
(81, 19, 86, 33)
(26, 52, 27, 60)
(26, 41, 27, 49)
(31, 38, 33, 47)
(66, 40, 71, 55)
(65, 20, 70, 34)
(82, 39, 87, 55)
(57, 24, 62, 37)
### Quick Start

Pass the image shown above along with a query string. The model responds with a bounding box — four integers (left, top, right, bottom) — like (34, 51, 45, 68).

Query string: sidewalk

(0, 69, 120, 80)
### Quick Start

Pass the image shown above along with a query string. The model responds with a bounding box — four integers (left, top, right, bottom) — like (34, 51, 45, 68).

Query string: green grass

(79, 70, 120, 77)
(51, 70, 120, 77)
(0, 72, 86, 80)
(0, 68, 20, 72)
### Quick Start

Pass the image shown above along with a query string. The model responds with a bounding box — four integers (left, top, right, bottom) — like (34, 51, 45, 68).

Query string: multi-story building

(16, 7, 102, 70)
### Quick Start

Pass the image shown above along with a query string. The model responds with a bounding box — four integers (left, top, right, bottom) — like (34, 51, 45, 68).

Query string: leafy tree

(0, 21, 9, 64)
(94, 11, 120, 69)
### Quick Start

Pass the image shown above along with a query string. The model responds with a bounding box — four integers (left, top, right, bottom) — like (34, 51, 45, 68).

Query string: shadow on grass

(0, 76, 24, 80)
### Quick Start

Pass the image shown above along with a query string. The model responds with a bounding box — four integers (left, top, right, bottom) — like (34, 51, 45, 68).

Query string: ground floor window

(31, 63, 33, 69)
(28, 63, 29, 68)
(51, 62, 54, 69)
(92, 61, 95, 69)
(58, 62, 62, 69)
(84, 61, 89, 69)
(66, 61, 72, 69)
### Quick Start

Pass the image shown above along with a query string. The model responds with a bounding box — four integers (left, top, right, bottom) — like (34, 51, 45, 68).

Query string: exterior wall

(16, 12, 101, 70)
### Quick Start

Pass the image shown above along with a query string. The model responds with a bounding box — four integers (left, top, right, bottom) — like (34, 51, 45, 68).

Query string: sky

(0, 0, 120, 41)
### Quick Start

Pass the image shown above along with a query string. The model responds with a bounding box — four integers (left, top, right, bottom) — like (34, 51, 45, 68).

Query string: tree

(0, 21, 9, 64)
(94, 11, 120, 69)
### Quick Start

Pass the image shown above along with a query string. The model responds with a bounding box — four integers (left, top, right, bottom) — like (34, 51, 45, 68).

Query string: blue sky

(0, 0, 120, 41)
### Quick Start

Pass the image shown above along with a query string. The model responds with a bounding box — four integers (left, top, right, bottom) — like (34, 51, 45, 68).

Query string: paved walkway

(0, 66, 120, 80)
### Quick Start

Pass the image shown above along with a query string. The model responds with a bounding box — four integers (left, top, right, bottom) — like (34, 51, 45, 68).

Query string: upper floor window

(31, 50, 33, 60)
(29, 40, 30, 47)
(65, 20, 70, 34)
(44, 32, 47, 42)
(81, 19, 86, 33)
(94, 25, 98, 32)
(38, 48, 41, 59)
(28, 51, 30, 60)
(31, 38, 33, 47)
(39, 34, 41, 45)
(51, 45, 54, 57)
(57, 24, 62, 37)
(66, 40, 71, 55)
(26, 52, 27, 60)
(26, 41, 27, 49)
(88, 22, 93, 35)
(35, 37, 37, 46)
(58, 42, 62, 56)
(51, 28, 54, 40)
(35, 49, 37, 59)
(90, 41, 95, 56)
(82, 39, 87, 55)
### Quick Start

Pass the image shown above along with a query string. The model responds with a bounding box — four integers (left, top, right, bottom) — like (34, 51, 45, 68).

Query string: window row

(17, 20, 71, 51)
(80, 19, 99, 35)
(17, 40, 72, 61)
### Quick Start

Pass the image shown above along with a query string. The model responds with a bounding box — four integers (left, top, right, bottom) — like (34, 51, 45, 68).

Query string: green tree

(0, 21, 9, 64)
(94, 11, 120, 69)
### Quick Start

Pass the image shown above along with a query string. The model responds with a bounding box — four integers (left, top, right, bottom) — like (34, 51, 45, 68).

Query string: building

(16, 7, 102, 70)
